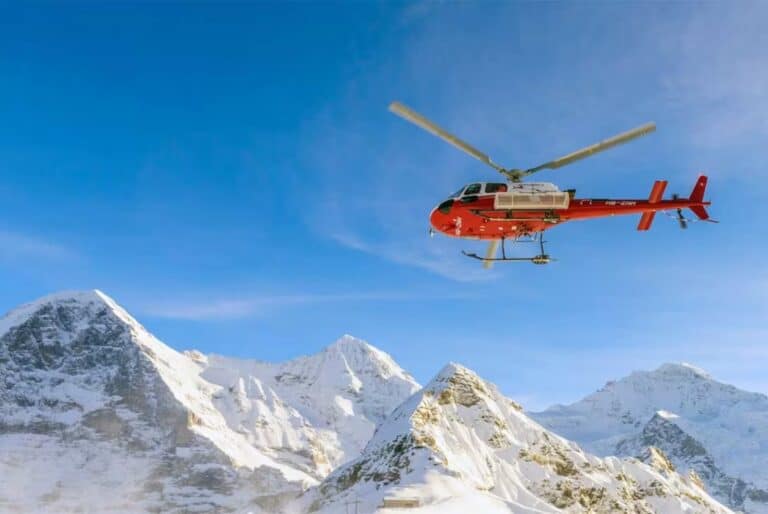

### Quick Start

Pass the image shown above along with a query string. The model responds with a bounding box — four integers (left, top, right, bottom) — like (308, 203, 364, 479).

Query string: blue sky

(1, 2, 767, 409)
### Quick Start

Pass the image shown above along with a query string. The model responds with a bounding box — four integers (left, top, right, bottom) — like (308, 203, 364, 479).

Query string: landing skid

(462, 234, 554, 265)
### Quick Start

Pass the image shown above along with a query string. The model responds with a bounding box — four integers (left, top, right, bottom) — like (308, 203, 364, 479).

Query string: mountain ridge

(533, 363, 768, 513)
(0, 290, 744, 513)
(308, 362, 730, 514)
(0, 290, 417, 512)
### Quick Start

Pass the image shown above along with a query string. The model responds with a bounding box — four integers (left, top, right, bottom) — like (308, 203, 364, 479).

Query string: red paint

(636, 180, 667, 231)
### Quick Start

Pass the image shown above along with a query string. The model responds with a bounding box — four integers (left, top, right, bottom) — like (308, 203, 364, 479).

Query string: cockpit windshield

(463, 183, 482, 195)
(450, 187, 465, 198)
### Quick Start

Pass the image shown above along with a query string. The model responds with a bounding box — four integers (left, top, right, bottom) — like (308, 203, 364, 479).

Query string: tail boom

(637, 175, 712, 230)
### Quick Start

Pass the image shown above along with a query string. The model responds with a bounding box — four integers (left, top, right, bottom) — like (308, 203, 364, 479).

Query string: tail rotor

(672, 194, 688, 229)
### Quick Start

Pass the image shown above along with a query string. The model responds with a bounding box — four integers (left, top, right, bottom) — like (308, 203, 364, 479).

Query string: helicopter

(389, 101, 715, 268)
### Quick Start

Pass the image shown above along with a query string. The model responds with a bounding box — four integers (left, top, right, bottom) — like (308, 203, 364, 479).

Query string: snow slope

(308, 363, 731, 514)
(0, 290, 417, 513)
(190, 334, 420, 478)
(533, 363, 768, 513)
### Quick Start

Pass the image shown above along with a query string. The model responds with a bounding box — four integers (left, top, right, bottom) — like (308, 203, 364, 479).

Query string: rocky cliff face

(533, 364, 768, 513)
(617, 412, 768, 513)
(308, 364, 731, 514)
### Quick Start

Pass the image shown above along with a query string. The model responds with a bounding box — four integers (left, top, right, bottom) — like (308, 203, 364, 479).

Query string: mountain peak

(193, 334, 420, 475)
(434, 361, 472, 380)
(653, 362, 712, 379)
(326, 334, 373, 352)
(655, 409, 680, 421)
(10, 289, 110, 307)
(534, 363, 768, 511)
(319, 335, 417, 387)
(419, 362, 491, 409)
(0, 289, 180, 387)
(1, 289, 117, 336)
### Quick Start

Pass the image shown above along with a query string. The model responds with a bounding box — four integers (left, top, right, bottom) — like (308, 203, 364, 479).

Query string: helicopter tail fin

(688, 175, 713, 221)
(689, 175, 708, 203)
(637, 180, 668, 231)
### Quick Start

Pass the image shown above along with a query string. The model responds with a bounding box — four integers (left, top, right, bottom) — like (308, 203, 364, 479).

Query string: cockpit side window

(463, 183, 482, 195)
(485, 183, 508, 193)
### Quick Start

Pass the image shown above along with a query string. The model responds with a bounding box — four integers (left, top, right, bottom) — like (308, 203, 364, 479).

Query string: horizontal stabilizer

(637, 212, 656, 231)
(648, 180, 668, 203)
(689, 205, 710, 221)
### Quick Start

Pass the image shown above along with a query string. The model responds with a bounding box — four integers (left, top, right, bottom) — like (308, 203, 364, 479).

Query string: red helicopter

(389, 101, 716, 268)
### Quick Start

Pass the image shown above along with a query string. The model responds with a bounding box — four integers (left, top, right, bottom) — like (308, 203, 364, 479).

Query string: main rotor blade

(389, 101, 507, 174)
(523, 122, 656, 176)
(482, 240, 500, 269)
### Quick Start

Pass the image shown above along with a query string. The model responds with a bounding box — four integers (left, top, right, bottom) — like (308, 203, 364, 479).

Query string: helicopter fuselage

(430, 178, 711, 240)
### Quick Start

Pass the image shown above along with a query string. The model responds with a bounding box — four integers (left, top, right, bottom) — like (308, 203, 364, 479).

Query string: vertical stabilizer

(689, 175, 711, 221)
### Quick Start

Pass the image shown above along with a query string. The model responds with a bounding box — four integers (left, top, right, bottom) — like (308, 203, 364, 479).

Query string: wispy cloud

(144, 298, 267, 320)
(0, 230, 77, 262)
(141, 290, 476, 320)
(330, 231, 496, 283)
(652, 3, 768, 149)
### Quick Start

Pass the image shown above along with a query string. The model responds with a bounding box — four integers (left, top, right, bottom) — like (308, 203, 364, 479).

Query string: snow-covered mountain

(0, 290, 741, 513)
(0, 290, 418, 513)
(533, 363, 768, 513)
(189, 334, 420, 478)
(308, 363, 730, 514)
